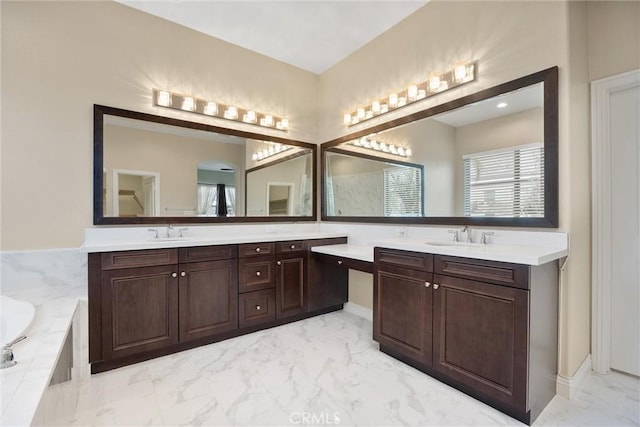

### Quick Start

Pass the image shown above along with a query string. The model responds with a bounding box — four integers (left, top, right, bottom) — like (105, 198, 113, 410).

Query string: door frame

(591, 69, 640, 374)
(112, 169, 160, 217)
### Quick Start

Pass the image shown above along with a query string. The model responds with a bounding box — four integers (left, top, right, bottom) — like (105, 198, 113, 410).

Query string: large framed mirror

(94, 105, 316, 224)
(322, 67, 558, 227)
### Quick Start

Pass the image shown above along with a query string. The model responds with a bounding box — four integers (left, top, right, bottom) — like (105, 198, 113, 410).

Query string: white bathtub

(0, 295, 35, 346)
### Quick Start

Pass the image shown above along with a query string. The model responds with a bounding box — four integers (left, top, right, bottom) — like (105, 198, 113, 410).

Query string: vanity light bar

(153, 89, 290, 132)
(251, 142, 293, 162)
(348, 137, 412, 158)
(344, 61, 476, 127)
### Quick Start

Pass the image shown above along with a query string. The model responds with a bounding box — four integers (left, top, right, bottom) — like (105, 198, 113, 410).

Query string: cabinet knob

(256, 271, 261, 277)
(425, 282, 431, 287)
(171, 272, 177, 278)
(338, 260, 343, 265)
(181, 272, 186, 277)
(255, 247, 261, 253)
(277, 261, 282, 266)
(256, 305, 261, 311)
(433, 284, 440, 290)
(290, 244, 296, 249)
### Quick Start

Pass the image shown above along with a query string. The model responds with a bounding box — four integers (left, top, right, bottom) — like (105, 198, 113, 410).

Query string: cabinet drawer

(434, 255, 529, 289)
(101, 249, 178, 270)
(313, 253, 373, 274)
(276, 241, 306, 253)
(239, 256, 275, 293)
(238, 242, 275, 257)
(178, 245, 237, 263)
(375, 248, 433, 272)
(239, 289, 276, 328)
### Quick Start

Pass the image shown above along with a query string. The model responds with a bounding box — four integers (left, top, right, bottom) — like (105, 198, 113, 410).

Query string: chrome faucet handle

(1, 336, 26, 369)
(147, 228, 159, 239)
(3, 336, 26, 349)
(447, 229, 459, 242)
(178, 227, 189, 238)
(481, 231, 494, 244)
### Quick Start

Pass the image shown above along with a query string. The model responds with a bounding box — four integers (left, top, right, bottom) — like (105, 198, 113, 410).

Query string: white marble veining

(1, 248, 86, 295)
(67, 310, 638, 426)
(0, 288, 86, 427)
(82, 223, 347, 252)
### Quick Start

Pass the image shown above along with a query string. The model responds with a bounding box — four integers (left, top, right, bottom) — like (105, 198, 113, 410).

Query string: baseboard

(343, 302, 373, 322)
(556, 354, 592, 400)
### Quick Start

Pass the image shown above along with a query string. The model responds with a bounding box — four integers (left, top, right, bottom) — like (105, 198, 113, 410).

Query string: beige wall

(1, 1, 318, 250)
(587, 1, 640, 81)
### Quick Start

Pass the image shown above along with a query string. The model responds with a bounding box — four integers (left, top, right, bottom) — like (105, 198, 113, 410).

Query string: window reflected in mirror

(324, 80, 548, 220)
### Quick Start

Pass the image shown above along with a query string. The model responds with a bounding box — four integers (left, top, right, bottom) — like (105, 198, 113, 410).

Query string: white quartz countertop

(311, 240, 568, 266)
(82, 231, 348, 253)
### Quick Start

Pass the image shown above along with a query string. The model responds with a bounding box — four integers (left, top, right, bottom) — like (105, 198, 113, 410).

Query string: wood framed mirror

(94, 105, 317, 225)
(321, 66, 558, 227)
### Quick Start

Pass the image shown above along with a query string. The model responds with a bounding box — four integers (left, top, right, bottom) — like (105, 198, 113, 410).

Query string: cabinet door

(307, 253, 348, 312)
(433, 274, 529, 413)
(179, 259, 238, 342)
(373, 265, 433, 367)
(275, 254, 306, 318)
(102, 265, 179, 361)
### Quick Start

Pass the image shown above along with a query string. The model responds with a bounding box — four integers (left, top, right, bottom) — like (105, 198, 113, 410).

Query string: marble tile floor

(70, 311, 639, 426)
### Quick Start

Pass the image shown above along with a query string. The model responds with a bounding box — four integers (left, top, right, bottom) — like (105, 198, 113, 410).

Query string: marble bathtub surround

(0, 291, 87, 426)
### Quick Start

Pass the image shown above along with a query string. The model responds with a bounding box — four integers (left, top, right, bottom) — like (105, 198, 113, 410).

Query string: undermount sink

(424, 241, 480, 248)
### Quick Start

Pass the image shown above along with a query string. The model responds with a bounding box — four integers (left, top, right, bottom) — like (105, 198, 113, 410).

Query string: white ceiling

(117, 0, 429, 74)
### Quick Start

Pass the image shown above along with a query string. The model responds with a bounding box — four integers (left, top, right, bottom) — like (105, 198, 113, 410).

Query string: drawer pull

(171, 272, 177, 278)
(433, 283, 440, 290)
(255, 247, 261, 253)
(277, 261, 282, 266)
(256, 271, 261, 277)
(180, 272, 186, 277)
(290, 244, 296, 249)
(256, 305, 261, 311)
(338, 260, 343, 265)
(425, 282, 431, 288)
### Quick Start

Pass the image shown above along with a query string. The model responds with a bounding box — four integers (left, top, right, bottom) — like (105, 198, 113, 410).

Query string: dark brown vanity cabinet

(178, 246, 238, 343)
(90, 245, 238, 372)
(97, 249, 180, 363)
(373, 249, 433, 367)
(275, 241, 307, 319)
(89, 237, 349, 373)
(238, 243, 276, 328)
(307, 237, 349, 312)
(373, 249, 558, 425)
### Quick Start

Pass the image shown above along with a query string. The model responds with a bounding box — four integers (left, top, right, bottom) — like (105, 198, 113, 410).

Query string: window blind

(463, 143, 544, 217)
(383, 167, 423, 217)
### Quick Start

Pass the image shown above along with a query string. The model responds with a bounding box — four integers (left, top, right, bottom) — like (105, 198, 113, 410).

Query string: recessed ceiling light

(497, 102, 508, 108)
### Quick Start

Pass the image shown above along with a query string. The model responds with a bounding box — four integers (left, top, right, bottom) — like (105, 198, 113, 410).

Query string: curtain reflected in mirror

(99, 111, 314, 220)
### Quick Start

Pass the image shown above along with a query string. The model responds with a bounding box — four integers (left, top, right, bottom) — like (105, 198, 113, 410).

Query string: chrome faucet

(1, 336, 26, 369)
(481, 231, 494, 244)
(461, 226, 473, 243)
(166, 224, 174, 238)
